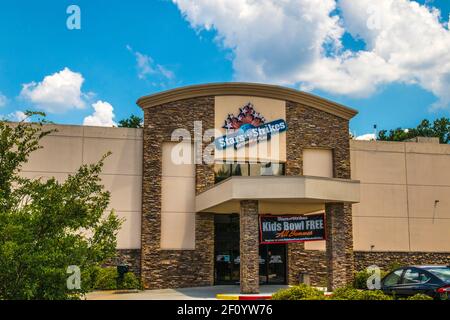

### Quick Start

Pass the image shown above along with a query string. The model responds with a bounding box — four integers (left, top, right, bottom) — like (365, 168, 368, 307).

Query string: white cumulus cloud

(20, 68, 88, 113)
(336, 0, 450, 108)
(127, 45, 175, 81)
(83, 100, 116, 127)
(12, 111, 30, 122)
(355, 133, 376, 141)
(174, 0, 343, 84)
(173, 0, 450, 108)
(0, 111, 30, 122)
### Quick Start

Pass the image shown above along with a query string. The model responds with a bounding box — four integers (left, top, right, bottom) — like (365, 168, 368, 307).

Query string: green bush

(406, 293, 433, 300)
(94, 267, 118, 290)
(272, 284, 325, 300)
(353, 270, 371, 289)
(331, 287, 362, 300)
(120, 272, 141, 290)
(360, 290, 393, 300)
(91, 267, 141, 290)
(273, 284, 396, 300)
(81, 266, 101, 291)
(331, 287, 392, 300)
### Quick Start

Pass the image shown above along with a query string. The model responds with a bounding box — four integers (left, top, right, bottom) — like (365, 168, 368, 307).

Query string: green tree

(0, 112, 122, 300)
(378, 118, 450, 144)
(118, 114, 143, 128)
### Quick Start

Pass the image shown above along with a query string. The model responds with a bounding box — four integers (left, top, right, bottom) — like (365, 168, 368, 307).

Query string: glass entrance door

(259, 244, 287, 284)
(214, 214, 287, 285)
(214, 214, 240, 285)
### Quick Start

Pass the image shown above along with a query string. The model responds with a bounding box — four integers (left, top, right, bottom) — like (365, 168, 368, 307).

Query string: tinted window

(214, 163, 232, 183)
(402, 269, 432, 284)
(427, 267, 450, 282)
(214, 162, 285, 183)
(260, 163, 285, 176)
(383, 269, 404, 286)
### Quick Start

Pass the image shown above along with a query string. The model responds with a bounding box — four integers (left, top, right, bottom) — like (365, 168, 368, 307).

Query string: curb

(113, 289, 141, 294)
(216, 294, 272, 300)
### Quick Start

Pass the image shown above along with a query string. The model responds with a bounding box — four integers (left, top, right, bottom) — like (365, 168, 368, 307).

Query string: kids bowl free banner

(259, 214, 325, 244)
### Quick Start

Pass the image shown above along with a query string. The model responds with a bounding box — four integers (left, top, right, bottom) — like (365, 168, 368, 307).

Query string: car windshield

(427, 267, 450, 282)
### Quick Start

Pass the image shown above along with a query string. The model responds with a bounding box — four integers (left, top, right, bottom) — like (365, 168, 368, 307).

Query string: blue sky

(0, 0, 449, 137)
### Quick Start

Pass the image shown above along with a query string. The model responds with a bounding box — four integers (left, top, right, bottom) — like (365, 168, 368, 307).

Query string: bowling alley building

(21, 83, 450, 293)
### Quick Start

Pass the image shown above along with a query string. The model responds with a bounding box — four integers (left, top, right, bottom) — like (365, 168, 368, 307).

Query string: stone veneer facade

(239, 200, 260, 293)
(141, 97, 216, 289)
(138, 91, 450, 290)
(325, 203, 354, 289)
(283, 250, 450, 288)
(284, 101, 354, 290)
(140, 95, 355, 290)
(105, 249, 141, 276)
(354, 251, 450, 271)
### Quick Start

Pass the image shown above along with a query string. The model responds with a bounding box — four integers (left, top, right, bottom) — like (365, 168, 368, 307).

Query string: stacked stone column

(325, 203, 354, 291)
(239, 200, 260, 294)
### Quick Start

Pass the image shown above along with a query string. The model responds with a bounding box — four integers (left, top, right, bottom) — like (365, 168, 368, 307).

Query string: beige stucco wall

(305, 139, 450, 253)
(303, 149, 333, 178)
(302, 148, 333, 250)
(351, 139, 450, 253)
(20, 124, 143, 250)
(160, 142, 196, 250)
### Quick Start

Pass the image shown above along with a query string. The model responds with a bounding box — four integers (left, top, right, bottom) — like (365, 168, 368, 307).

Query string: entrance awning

(196, 176, 360, 213)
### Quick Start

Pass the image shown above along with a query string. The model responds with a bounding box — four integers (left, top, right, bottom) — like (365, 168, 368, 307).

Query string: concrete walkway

(86, 285, 289, 300)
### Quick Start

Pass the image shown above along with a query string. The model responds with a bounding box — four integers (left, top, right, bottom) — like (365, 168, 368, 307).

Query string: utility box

(117, 264, 129, 286)
(299, 273, 311, 286)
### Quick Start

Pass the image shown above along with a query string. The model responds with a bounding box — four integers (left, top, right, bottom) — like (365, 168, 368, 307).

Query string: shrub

(273, 284, 395, 300)
(92, 267, 141, 290)
(353, 270, 371, 289)
(120, 272, 141, 290)
(406, 294, 433, 300)
(81, 266, 101, 292)
(272, 284, 325, 300)
(331, 287, 392, 300)
(331, 287, 361, 300)
(94, 267, 118, 290)
(360, 290, 393, 300)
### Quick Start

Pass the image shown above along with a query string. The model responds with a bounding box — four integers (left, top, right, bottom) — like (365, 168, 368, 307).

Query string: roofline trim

(136, 82, 358, 120)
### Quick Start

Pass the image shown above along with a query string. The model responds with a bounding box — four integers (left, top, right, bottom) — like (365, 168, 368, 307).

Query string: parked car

(381, 265, 450, 300)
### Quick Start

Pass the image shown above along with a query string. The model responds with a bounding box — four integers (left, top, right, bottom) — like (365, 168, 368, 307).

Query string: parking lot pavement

(86, 285, 289, 300)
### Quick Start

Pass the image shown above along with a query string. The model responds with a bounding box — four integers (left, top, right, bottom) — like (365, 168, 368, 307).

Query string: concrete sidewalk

(86, 285, 289, 300)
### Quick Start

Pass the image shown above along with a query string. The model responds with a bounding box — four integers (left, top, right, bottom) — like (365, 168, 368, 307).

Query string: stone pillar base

(325, 203, 355, 291)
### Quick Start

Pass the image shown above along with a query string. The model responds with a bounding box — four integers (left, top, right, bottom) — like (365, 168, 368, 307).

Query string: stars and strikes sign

(215, 102, 287, 150)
